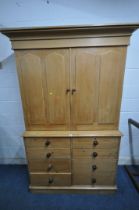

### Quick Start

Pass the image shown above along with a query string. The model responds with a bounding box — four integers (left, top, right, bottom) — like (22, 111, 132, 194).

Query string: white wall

(0, 0, 139, 164)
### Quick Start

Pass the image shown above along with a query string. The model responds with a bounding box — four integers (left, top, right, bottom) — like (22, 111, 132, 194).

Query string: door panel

(98, 47, 126, 126)
(71, 48, 100, 130)
(17, 51, 46, 129)
(43, 49, 70, 129)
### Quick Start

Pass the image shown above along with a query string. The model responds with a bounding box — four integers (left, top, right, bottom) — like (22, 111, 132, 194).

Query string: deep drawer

(28, 159, 71, 173)
(72, 148, 118, 158)
(26, 148, 71, 159)
(72, 137, 120, 149)
(24, 137, 70, 148)
(72, 158, 117, 173)
(30, 173, 71, 186)
(73, 171, 116, 186)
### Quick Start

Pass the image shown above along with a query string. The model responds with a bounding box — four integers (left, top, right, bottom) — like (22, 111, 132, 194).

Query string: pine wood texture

(23, 130, 122, 137)
(1, 24, 139, 193)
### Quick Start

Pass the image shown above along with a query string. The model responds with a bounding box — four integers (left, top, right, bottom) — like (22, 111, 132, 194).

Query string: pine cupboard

(1, 24, 139, 193)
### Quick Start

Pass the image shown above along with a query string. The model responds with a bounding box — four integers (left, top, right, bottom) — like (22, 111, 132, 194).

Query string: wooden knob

(92, 178, 96, 184)
(92, 165, 97, 171)
(45, 140, 50, 146)
(92, 152, 98, 158)
(46, 153, 51, 158)
(93, 140, 98, 146)
(48, 177, 53, 184)
(47, 164, 53, 171)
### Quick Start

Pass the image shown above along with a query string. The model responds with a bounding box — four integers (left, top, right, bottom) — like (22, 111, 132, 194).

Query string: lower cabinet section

(24, 132, 121, 192)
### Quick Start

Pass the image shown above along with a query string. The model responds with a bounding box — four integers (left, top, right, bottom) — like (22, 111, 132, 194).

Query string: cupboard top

(1, 23, 139, 40)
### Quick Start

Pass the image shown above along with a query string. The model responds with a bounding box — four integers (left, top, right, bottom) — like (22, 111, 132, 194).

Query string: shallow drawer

(72, 148, 118, 158)
(30, 173, 71, 186)
(72, 137, 120, 149)
(73, 171, 116, 186)
(28, 159, 71, 173)
(26, 148, 71, 159)
(24, 137, 70, 148)
(72, 158, 117, 174)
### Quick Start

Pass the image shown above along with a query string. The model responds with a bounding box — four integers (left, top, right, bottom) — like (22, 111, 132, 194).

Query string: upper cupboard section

(15, 47, 126, 131)
(16, 49, 70, 130)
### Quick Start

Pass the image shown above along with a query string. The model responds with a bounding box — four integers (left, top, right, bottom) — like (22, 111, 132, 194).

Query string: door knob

(92, 165, 97, 171)
(93, 140, 98, 146)
(66, 89, 70, 94)
(46, 153, 52, 158)
(47, 164, 53, 171)
(48, 177, 53, 184)
(72, 89, 76, 94)
(92, 178, 96, 184)
(45, 140, 50, 146)
(92, 152, 98, 158)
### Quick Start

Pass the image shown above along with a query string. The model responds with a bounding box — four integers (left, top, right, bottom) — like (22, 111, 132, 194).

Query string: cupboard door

(70, 48, 100, 130)
(70, 47, 126, 130)
(16, 49, 70, 130)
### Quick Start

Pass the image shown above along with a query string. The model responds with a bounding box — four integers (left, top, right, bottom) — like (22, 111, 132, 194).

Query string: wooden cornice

(1, 23, 139, 41)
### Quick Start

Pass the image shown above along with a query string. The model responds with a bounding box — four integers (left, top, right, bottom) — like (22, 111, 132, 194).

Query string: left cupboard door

(16, 49, 70, 130)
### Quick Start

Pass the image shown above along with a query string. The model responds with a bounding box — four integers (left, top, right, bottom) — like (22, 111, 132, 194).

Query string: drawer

(28, 159, 71, 173)
(73, 171, 116, 186)
(72, 158, 117, 173)
(30, 173, 71, 186)
(72, 148, 118, 158)
(24, 137, 70, 148)
(26, 148, 71, 159)
(72, 137, 120, 149)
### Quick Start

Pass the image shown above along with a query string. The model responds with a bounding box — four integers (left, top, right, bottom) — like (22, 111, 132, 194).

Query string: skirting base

(29, 185, 117, 194)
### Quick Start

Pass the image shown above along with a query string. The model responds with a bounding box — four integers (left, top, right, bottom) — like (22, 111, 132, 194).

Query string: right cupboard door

(70, 47, 127, 130)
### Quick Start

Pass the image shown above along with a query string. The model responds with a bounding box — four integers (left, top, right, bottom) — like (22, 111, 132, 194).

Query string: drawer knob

(92, 165, 97, 171)
(92, 178, 96, 184)
(92, 152, 98, 158)
(45, 140, 50, 146)
(48, 177, 53, 184)
(47, 164, 53, 171)
(93, 140, 98, 146)
(46, 153, 51, 158)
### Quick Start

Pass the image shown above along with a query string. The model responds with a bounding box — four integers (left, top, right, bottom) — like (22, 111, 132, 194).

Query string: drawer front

(26, 148, 71, 159)
(28, 159, 71, 173)
(25, 137, 70, 148)
(30, 173, 71, 186)
(72, 148, 118, 158)
(73, 172, 116, 186)
(72, 158, 117, 173)
(72, 137, 120, 149)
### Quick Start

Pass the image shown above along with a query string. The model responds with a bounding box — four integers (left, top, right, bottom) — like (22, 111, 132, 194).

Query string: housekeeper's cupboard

(1, 24, 139, 193)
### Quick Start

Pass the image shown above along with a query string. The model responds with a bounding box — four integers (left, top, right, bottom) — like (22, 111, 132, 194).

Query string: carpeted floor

(0, 165, 139, 210)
